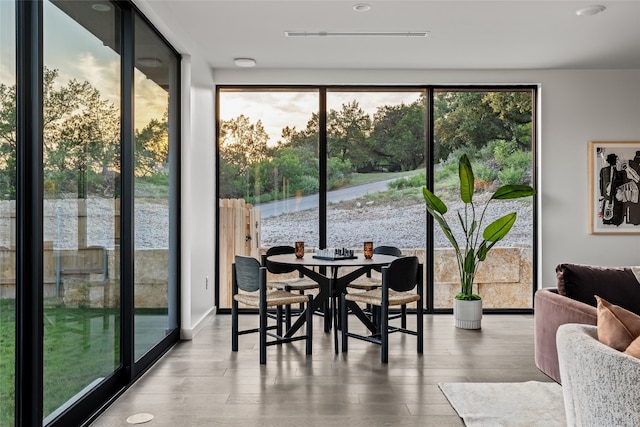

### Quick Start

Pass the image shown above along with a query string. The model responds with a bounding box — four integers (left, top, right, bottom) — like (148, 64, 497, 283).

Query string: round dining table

(266, 253, 399, 353)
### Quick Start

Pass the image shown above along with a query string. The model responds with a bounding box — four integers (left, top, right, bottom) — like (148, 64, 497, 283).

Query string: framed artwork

(588, 141, 640, 234)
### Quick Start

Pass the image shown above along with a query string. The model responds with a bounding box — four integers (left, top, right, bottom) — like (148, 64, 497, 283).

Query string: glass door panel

(43, 0, 121, 420)
(133, 14, 179, 360)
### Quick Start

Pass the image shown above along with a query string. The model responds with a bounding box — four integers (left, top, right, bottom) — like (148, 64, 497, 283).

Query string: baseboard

(180, 306, 216, 340)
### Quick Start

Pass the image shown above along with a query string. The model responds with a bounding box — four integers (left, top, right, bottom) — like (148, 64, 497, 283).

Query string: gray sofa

(557, 323, 640, 427)
(534, 263, 640, 383)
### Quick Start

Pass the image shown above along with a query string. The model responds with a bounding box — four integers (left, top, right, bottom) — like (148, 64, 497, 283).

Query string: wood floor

(90, 313, 552, 426)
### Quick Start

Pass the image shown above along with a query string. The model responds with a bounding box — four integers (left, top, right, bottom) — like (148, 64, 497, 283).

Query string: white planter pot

(454, 299, 482, 329)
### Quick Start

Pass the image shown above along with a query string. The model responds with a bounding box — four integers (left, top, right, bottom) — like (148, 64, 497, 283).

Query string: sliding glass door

(43, 1, 121, 420)
(6, 1, 181, 425)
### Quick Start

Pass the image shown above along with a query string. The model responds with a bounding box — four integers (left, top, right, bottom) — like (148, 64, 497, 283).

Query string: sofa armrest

(534, 287, 597, 383)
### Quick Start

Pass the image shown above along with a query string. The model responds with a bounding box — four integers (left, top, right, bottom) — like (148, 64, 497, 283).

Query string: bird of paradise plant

(422, 154, 536, 300)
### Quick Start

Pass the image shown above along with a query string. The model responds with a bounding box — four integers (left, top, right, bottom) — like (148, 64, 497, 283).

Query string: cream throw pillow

(596, 295, 640, 352)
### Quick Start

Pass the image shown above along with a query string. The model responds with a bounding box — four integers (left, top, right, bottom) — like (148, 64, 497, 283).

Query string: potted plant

(422, 154, 536, 329)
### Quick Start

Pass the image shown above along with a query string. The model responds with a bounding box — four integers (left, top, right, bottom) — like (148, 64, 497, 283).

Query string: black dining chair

(340, 255, 423, 363)
(346, 245, 408, 326)
(262, 245, 320, 329)
(231, 255, 313, 364)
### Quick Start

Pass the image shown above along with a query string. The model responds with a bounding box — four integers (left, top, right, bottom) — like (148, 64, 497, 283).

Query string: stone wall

(0, 246, 168, 308)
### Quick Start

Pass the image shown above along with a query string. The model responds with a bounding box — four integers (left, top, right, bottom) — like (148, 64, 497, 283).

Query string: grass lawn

(1, 300, 121, 425)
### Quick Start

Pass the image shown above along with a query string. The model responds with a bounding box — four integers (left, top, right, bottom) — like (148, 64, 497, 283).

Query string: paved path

(255, 178, 399, 218)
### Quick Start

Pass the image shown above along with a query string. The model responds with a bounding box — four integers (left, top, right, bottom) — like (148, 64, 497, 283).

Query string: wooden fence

(218, 199, 260, 307)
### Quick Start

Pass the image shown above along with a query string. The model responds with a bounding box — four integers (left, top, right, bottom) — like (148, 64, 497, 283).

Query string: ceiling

(134, 0, 640, 77)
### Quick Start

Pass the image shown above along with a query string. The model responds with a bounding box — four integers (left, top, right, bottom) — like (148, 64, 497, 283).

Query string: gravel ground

(262, 193, 534, 249)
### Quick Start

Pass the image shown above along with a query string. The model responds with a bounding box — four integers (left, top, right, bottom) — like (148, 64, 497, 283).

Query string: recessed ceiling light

(234, 58, 256, 68)
(91, 3, 111, 12)
(353, 3, 371, 12)
(576, 5, 606, 16)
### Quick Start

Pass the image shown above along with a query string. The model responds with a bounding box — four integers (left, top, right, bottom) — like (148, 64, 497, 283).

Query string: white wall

(180, 63, 216, 339)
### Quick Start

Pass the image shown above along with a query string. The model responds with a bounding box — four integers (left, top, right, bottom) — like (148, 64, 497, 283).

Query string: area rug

(438, 381, 566, 427)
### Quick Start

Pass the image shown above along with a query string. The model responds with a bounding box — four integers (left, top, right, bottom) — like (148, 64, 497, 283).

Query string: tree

(433, 91, 533, 161)
(327, 101, 372, 171)
(371, 100, 425, 171)
(135, 116, 168, 177)
(219, 114, 269, 174)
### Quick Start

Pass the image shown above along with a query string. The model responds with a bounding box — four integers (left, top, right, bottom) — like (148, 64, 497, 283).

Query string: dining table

(266, 252, 399, 353)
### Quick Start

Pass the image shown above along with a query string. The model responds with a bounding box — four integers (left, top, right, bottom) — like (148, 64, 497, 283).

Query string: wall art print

(589, 141, 640, 234)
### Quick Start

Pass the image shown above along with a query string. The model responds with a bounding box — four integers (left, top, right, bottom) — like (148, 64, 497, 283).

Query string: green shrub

(498, 165, 526, 185)
(388, 173, 426, 190)
(295, 175, 319, 195)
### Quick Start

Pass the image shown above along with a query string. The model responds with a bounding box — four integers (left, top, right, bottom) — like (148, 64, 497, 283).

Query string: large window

(432, 89, 535, 309)
(218, 89, 319, 308)
(0, 2, 16, 425)
(325, 89, 426, 249)
(43, 0, 121, 420)
(217, 86, 536, 312)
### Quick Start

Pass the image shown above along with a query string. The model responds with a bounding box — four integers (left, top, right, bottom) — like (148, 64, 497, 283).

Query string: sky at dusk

(219, 90, 422, 145)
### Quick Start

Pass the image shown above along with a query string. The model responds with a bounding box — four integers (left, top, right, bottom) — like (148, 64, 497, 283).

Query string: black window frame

(215, 84, 538, 315)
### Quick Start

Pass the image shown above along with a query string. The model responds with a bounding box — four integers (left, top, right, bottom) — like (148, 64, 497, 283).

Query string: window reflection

(43, 0, 121, 420)
(133, 13, 178, 360)
(0, 1, 16, 425)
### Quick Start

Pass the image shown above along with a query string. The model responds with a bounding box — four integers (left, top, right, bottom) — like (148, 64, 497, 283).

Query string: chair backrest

(372, 245, 402, 272)
(374, 245, 402, 257)
(234, 255, 262, 292)
(382, 256, 419, 292)
(263, 245, 297, 274)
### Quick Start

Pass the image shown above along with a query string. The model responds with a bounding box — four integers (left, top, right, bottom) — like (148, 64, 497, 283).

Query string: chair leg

(341, 294, 348, 353)
(417, 296, 423, 354)
(231, 299, 239, 352)
(381, 299, 389, 364)
(276, 306, 283, 339)
(306, 295, 313, 355)
(259, 300, 267, 364)
(401, 304, 407, 329)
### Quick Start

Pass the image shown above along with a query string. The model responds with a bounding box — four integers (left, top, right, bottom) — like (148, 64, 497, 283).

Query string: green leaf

(459, 154, 474, 204)
(491, 185, 536, 200)
(464, 250, 475, 275)
(422, 187, 447, 215)
(432, 214, 461, 253)
(477, 241, 491, 261)
(469, 219, 477, 238)
(483, 212, 517, 242)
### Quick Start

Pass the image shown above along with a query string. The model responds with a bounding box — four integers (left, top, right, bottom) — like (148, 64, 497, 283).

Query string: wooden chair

(262, 245, 320, 329)
(346, 245, 407, 327)
(231, 255, 313, 364)
(340, 256, 423, 363)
